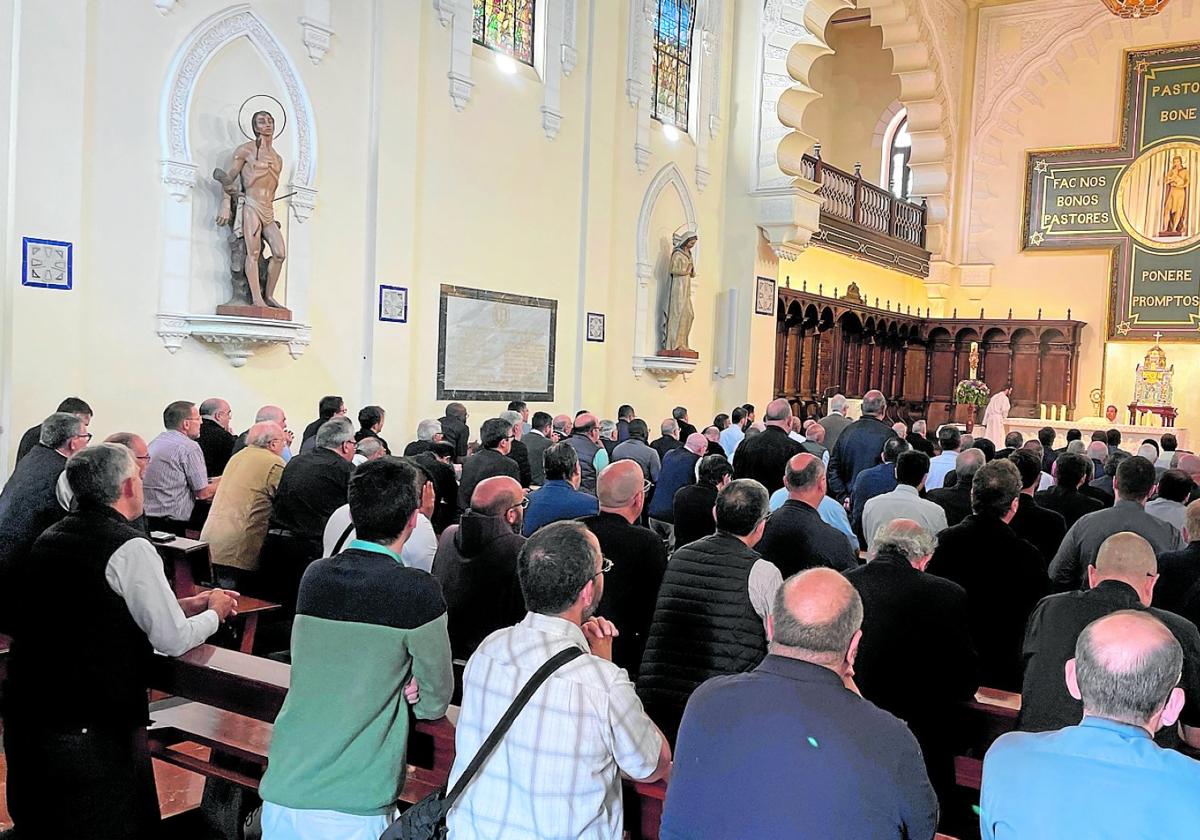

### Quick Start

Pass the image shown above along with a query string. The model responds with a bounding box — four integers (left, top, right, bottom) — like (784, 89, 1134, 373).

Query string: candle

(1040, 404, 1047, 420)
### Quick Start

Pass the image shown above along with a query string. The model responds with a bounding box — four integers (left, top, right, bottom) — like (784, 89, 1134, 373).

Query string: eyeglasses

(135, 453, 151, 462)
(508, 497, 530, 512)
(76, 433, 93, 443)
(590, 556, 614, 582)
(642, 480, 652, 495)
(505, 435, 515, 442)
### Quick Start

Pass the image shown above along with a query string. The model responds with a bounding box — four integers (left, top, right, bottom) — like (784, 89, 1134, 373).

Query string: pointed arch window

(473, 0, 536, 66)
(885, 113, 914, 201)
(651, 0, 697, 132)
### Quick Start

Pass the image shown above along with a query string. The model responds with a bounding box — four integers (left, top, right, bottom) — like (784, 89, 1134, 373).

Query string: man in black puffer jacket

(637, 479, 782, 744)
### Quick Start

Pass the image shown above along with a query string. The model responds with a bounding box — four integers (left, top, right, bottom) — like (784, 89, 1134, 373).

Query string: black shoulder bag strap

(443, 645, 584, 809)
(332, 522, 356, 555)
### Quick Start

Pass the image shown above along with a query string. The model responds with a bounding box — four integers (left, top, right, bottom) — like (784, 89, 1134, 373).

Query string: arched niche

(633, 163, 699, 382)
(155, 4, 318, 366)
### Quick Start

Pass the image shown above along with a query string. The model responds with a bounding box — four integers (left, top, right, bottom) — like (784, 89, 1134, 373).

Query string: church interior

(5, 0, 1200, 838)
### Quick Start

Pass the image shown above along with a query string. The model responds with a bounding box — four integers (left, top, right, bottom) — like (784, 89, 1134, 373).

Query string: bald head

(1095, 531, 1157, 580)
(471, 476, 524, 517)
(574, 413, 598, 436)
(861, 390, 886, 418)
(805, 423, 825, 445)
(764, 398, 792, 426)
(1073, 610, 1183, 728)
(684, 432, 708, 456)
(1091, 532, 1158, 606)
(770, 569, 863, 667)
(955, 447, 985, 482)
(1179, 453, 1200, 483)
(784, 452, 824, 500)
(247, 421, 284, 450)
(255, 405, 286, 425)
(598, 460, 644, 511)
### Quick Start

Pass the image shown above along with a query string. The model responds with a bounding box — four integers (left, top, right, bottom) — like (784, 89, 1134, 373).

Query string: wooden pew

(155, 537, 213, 598)
(146, 645, 455, 806)
(954, 687, 1021, 790)
(149, 646, 1014, 837)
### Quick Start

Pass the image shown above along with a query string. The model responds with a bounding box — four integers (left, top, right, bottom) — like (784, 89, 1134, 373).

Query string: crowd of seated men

(3, 390, 1200, 839)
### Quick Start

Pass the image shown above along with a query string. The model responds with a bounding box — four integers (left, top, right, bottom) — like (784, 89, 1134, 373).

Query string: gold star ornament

(1117, 321, 1132, 335)
(1029, 232, 1046, 247)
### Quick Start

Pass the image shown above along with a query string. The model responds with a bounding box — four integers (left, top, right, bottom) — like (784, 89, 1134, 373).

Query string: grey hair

(66, 443, 136, 507)
(872, 521, 938, 563)
(1067, 439, 1087, 456)
(829, 394, 847, 414)
(500, 410, 524, 427)
(40, 412, 84, 449)
(913, 419, 927, 433)
(316, 416, 355, 450)
(771, 575, 863, 655)
(356, 436, 385, 458)
(417, 419, 442, 441)
(247, 421, 282, 449)
(198, 398, 225, 418)
(955, 447, 986, 482)
(599, 419, 617, 438)
(254, 405, 285, 424)
(861, 392, 887, 416)
(1075, 612, 1183, 725)
(661, 418, 678, 435)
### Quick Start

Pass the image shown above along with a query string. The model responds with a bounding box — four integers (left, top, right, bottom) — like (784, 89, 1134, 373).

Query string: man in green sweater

(260, 457, 454, 839)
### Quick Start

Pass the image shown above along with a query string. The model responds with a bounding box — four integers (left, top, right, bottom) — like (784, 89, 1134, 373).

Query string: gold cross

(1153, 331, 1164, 344)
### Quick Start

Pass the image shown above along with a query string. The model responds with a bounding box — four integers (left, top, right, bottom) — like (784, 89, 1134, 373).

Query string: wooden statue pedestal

(952, 403, 980, 433)
(216, 304, 293, 322)
(658, 348, 699, 359)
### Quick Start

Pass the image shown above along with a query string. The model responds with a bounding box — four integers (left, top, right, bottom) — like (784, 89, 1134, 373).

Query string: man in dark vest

(3, 443, 236, 839)
(13, 396, 92, 464)
(0, 412, 91, 631)
(637, 479, 782, 743)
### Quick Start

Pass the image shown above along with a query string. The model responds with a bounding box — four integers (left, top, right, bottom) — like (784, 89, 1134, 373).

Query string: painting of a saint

(1160, 155, 1189, 237)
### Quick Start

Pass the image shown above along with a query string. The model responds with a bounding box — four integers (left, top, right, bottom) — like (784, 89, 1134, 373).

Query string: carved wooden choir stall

(773, 287, 1085, 429)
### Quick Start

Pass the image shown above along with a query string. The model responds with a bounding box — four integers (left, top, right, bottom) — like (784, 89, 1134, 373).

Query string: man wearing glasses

(0, 411, 92, 631)
(456, 418, 521, 512)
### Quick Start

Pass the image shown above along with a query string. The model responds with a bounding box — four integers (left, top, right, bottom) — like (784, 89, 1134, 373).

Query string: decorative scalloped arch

(859, 0, 956, 257)
(159, 4, 318, 200)
(964, 4, 1182, 262)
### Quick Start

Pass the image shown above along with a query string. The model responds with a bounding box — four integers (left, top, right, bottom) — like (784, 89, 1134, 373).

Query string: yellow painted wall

(802, 20, 899, 185)
(778, 247, 930, 316)
(0, 0, 758, 468)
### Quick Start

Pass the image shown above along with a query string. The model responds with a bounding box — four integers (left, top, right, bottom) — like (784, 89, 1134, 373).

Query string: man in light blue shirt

(925, 425, 961, 491)
(719, 406, 748, 461)
(981, 609, 1200, 839)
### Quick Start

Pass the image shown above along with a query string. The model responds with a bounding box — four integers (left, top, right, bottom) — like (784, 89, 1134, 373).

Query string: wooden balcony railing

(799, 145, 927, 249)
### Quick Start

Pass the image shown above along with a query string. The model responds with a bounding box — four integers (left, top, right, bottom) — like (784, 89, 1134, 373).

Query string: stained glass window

(887, 115, 913, 201)
(473, 0, 536, 67)
(651, 0, 696, 131)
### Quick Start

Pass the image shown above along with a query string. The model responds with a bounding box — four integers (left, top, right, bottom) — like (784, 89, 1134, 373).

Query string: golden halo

(238, 94, 287, 140)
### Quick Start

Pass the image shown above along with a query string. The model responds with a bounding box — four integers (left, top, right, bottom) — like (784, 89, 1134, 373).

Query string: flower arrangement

(954, 379, 990, 407)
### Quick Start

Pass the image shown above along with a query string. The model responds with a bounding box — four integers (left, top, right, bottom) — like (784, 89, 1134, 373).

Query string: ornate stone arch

(860, 0, 960, 257)
(155, 4, 317, 365)
(633, 163, 699, 381)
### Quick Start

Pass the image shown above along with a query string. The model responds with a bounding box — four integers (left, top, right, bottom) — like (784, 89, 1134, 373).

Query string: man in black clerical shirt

(1036, 452, 1104, 530)
(299, 395, 346, 454)
(926, 447, 984, 528)
(582, 461, 667, 679)
(14, 397, 92, 465)
(1153, 500, 1200, 629)
(259, 416, 356, 635)
(847, 519, 977, 801)
(197, 397, 237, 476)
(1007, 449, 1067, 567)
(672, 455, 732, 550)
(732, 398, 803, 495)
(926, 459, 1049, 691)
(1019, 531, 1200, 751)
(757, 453, 857, 577)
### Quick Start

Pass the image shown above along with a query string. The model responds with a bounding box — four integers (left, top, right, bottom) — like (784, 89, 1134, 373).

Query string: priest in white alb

(983, 387, 1012, 447)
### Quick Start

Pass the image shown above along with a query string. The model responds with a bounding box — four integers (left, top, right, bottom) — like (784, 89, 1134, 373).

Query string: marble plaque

(438, 285, 557, 401)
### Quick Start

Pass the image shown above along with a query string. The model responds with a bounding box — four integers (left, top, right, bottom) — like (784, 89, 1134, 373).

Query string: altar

(1003, 416, 1188, 453)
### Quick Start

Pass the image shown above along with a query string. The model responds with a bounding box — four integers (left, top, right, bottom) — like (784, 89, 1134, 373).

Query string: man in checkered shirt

(446, 520, 672, 839)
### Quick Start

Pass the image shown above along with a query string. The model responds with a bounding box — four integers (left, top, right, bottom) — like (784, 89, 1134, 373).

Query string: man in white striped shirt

(447, 520, 672, 839)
